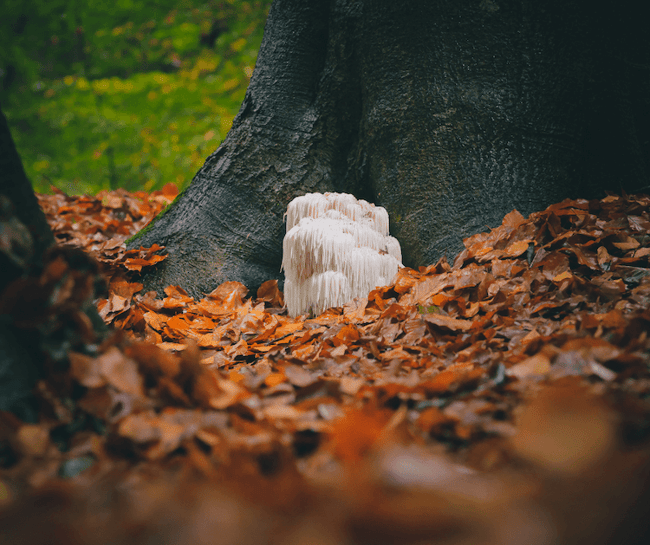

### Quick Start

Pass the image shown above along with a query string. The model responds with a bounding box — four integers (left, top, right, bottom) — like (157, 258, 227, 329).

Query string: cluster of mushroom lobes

(282, 192, 403, 317)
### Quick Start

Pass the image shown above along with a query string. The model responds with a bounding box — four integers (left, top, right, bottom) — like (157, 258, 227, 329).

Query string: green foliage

(1, 0, 272, 194)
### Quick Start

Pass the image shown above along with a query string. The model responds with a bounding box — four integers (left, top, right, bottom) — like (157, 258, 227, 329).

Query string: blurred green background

(1, 0, 272, 195)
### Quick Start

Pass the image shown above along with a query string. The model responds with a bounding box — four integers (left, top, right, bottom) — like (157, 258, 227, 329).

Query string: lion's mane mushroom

(282, 192, 402, 317)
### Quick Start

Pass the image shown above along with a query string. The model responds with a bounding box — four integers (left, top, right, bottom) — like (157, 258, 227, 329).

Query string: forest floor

(2, 187, 650, 544)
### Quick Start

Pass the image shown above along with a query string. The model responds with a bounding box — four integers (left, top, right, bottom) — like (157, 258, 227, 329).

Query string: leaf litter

(1, 189, 650, 544)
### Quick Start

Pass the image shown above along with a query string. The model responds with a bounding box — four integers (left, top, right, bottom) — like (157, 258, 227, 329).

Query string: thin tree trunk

(0, 103, 54, 265)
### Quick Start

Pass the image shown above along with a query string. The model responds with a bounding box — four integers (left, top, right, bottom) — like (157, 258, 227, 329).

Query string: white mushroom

(282, 192, 402, 317)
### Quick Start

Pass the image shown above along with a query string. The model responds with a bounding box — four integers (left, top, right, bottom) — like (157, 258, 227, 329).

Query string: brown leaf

(506, 353, 551, 379)
(167, 315, 189, 331)
(96, 346, 144, 397)
(283, 364, 317, 387)
(69, 352, 105, 388)
(336, 324, 361, 344)
(256, 280, 284, 307)
(502, 209, 526, 229)
(597, 246, 612, 269)
(16, 424, 51, 457)
(421, 370, 464, 394)
(330, 408, 391, 462)
(123, 254, 167, 271)
(143, 311, 166, 331)
(539, 252, 570, 280)
(207, 281, 248, 307)
(164, 285, 194, 303)
(424, 314, 473, 332)
(511, 381, 615, 474)
(157, 342, 188, 352)
(343, 297, 369, 322)
(109, 278, 143, 299)
(505, 240, 531, 258)
(567, 245, 599, 270)
(125, 341, 181, 378)
(393, 268, 420, 294)
(612, 238, 640, 251)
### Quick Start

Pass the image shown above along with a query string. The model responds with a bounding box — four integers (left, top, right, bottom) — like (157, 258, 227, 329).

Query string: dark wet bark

(130, 0, 650, 298)
(0, 102, 57, 420)
(0, 103, 55, 268)
(1, 104, 107, 421)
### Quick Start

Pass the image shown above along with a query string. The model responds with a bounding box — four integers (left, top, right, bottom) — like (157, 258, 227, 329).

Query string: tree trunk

(0, 103, 55, 282)
(1, 104, 107, 421)
(130, 0, 649, 298)
(0, 102, 57, 420)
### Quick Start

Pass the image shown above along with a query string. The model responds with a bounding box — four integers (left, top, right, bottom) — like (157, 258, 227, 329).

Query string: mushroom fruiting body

(282, 192, 402, 317)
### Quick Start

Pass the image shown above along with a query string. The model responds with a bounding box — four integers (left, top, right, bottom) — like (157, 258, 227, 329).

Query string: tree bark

(130, 0, 649, 298)
(0, 102, 57, 420)
(1, 104, 107, 421)
(0, 103, 55, 283)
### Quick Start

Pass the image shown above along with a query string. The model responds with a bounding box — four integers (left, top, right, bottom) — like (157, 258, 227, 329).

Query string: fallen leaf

(424, 314, 473, 332)
(506, 353, 551, 379)
(69, 352, 105, 388)
(97, 346, 144, 397)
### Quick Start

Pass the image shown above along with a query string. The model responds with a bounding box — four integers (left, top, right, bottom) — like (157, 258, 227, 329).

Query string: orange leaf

(124, 254, 166, 271)
(264, 372, 286, 388)
(109, 278, 143, 299)
(143, 311, 166, 331)
(156, 342, 188, 352)
(502, 209, 526, 229)
(167, 315, 189, 331)
(330, 409, 390, 463)
(505, 240, 530, 258)
(336, 324, 360, 343)
(393, 268, 420, 294)
(274, 321, 305, 337)
(197, 332, 221, 349)
(256, 280, 284, 306)
(197, 299, 231, 317)
(162, 182, 179, 200)
(207, 281, 248, 307)
(552, 271, 573, 283)
(422, 370, 462, 394)
(164, 285, 194, 303)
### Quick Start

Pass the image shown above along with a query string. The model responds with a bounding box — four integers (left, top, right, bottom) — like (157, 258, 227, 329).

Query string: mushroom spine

(282, 192, 402, 317)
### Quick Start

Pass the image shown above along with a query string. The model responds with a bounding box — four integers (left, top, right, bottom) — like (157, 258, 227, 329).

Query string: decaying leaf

(1, 189, 647, 545)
